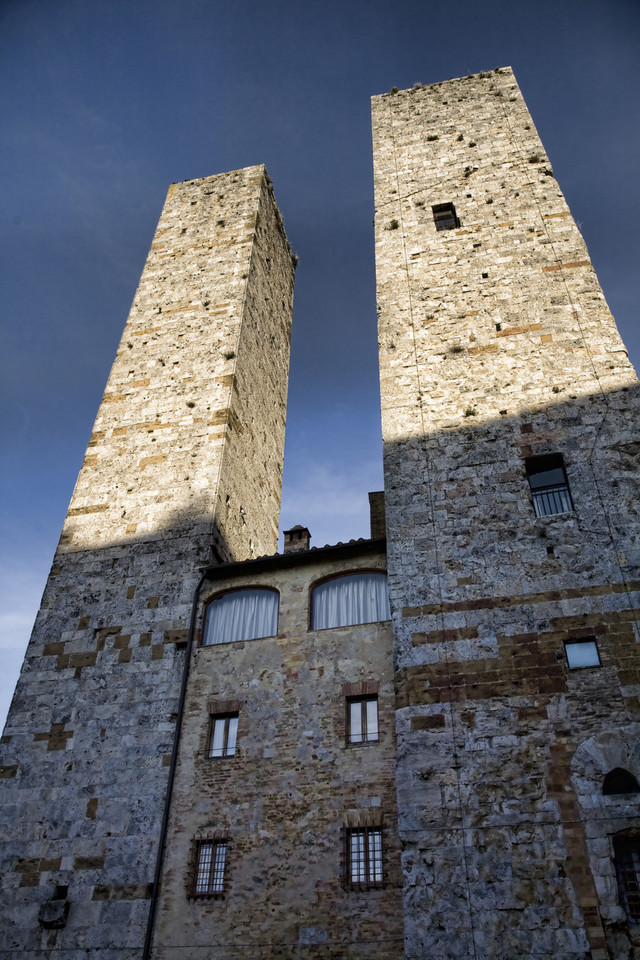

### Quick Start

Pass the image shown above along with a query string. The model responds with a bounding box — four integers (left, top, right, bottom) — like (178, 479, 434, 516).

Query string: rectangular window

(191, 839, 227, 897)
(346, 827, 383, 888)
(209, 714, 238, 758)
(564, 639, 600, 669)
(432, 202, 460, 231)
(526, 454, 573, 517)
(347, 697, 379, 744)
(614, 836, 640, 922)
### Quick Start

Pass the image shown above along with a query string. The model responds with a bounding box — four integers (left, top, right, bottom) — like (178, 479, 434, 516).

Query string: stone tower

(373, 70, 640, 959)
(0, 165, 295, 957)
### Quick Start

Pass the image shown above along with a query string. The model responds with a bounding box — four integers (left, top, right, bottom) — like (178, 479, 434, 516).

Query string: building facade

(1, 70, 639, 959)
(0, 165, 295, 957)
(153, 536, 403, 959)
(373, 68, 640, 959)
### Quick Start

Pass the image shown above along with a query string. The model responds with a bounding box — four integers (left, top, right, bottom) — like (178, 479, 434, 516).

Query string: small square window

(345, 827, 383, 889)
(209, 714, 238, 758)
(526, 454, 573, 517)
(190, 839, 227, 897)
(347, 697, 379, 744)
(564, 639, 600, 669)
(432, 202, 460, 231)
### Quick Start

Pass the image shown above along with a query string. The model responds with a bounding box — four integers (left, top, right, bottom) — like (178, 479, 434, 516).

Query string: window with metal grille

(613, 836, 640, 922)
(347, 697, 379, 745)
(604, 769, 640, 796)
(432, 202, 460, 231)
(346, 827, 383, 888)
(525, 454, 573, 517)
(209, 713, 238, 758)
(190, 839, 227, 897)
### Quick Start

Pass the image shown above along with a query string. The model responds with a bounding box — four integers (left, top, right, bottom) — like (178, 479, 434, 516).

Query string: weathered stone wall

(154, 545, 403, 959)
(0, 165, 294, 958)
(372, 70, 640, 959)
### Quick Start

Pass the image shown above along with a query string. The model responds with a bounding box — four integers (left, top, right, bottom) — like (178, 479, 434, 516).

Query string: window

(209, 714, 238, 758)
(347, 697, 379, 745)
(613, 836, 640, 922)
(526, 454, 573, 517)
(190, 839, 227, 897)
(202, 588, 278, 645)
(346, 827, 383, 888)
(604, 769, 640, 796)
(312, 573, 390, 630)
(432, 202, 460, 231)
(564, 639, 600, 669)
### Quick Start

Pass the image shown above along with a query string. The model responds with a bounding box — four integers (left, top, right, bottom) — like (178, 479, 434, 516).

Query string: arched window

(603, 768, 640, 796)
(202, 588, 278, 646)
(311, 572, 390, 631)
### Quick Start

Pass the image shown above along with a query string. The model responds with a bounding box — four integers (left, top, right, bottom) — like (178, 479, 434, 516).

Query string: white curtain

(312, 573, 390, 630)
(203, 589, 278, 645)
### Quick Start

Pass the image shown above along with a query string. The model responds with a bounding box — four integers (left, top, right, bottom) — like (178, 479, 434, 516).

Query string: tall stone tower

(0, 165, 295, 956)
(373, 70, 640, 959)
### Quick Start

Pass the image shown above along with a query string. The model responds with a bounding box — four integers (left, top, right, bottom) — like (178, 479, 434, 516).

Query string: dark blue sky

(1, 0, 638, 726)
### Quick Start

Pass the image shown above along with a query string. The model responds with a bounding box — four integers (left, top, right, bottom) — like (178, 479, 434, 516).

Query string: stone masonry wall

(0, 165, 294, 959)
(372, 71, 640, 959)
(154, 546, 404, 959)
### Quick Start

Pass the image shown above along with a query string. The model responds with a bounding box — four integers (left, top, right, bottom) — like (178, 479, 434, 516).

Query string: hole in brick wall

(482, 272, 488, 279)
(432, 202, 460, 231)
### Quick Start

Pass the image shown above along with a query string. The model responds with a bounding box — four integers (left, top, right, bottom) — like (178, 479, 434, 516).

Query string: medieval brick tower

(373, 69, 640, 959)
(0, 165, 295, 956)
(1, 70, 639, 960)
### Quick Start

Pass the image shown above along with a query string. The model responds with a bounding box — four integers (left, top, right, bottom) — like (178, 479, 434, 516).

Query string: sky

(1, 0, 639, 729)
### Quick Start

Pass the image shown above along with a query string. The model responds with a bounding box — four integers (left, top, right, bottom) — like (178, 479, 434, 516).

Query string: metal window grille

(192, 840, 227, 897)
(209, 713, 238, 758)
(346, 828, 383, 888)
(347, 697, 379, 744)
(526, 455, 573, 517)
(614, 837, 640, 921)
(532, 483, 572, 517)
(432, 202, 460, 231)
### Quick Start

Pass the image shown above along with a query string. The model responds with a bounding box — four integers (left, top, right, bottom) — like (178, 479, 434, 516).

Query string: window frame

(564, 638, 600, 669)
(309, 569, 390, 632)
(613, 834, 640, 923)
(188, 837, 228, 899)
(208, 712, 239, 759)
(344, 826, 384, 890)
(201, 585, 279, 647)
(346, 695, 379, 746)
(525, 453, 573, 518)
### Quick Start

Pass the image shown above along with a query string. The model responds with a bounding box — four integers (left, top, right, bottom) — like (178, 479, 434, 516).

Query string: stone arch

(571, 726, 640, 803)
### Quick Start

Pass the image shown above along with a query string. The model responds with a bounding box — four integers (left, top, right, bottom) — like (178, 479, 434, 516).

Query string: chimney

(368, 492, 386, 539)
(283, 525, 311, 554)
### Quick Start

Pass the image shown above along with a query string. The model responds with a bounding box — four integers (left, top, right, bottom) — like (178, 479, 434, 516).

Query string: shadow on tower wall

(382, 380, 640, 960)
